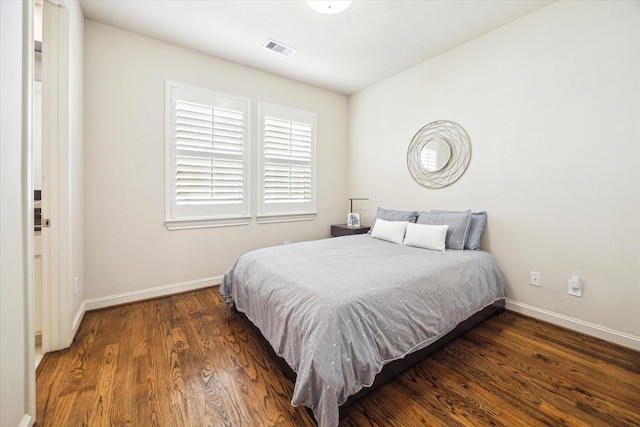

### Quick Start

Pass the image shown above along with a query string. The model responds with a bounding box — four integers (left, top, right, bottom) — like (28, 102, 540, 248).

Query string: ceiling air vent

(264, 39, 296, 57)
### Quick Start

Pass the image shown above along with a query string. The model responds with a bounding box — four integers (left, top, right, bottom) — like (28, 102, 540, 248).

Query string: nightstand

(331, 224, 371, 237)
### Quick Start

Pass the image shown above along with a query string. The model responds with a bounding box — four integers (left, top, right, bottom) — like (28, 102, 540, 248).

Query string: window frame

(165, 81, 251, 230)
(257, 102, 317, 223)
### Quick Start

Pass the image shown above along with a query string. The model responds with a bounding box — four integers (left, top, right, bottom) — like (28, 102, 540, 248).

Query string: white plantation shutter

(175, 102, 244, 205)
(264, 117, 312, 203)
(166, 82, 250, 229)
(259, 104, 316, 221)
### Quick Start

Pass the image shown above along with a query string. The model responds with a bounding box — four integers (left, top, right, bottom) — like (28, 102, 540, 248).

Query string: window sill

(257, 212, 317, 224)
(165, 216, 251, 230)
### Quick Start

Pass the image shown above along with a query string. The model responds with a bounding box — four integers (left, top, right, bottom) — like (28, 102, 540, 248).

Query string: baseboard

(72, 300, 86, 334)
(506, 299, 640, 351)
(19, 413, 33, 427)
(83, 276, 222, 312)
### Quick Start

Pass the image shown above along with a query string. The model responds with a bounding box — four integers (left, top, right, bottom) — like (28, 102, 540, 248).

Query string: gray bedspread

(220, 234, 506, 427)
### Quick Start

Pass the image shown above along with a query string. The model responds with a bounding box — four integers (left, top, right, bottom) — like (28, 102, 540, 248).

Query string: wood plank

(36, 288, 640, 426)
(474, 315, 640, 410)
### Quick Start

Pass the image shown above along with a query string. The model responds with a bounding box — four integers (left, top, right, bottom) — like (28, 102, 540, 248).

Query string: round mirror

(407, 120, 471, 189)
(420, 138, 451, 172)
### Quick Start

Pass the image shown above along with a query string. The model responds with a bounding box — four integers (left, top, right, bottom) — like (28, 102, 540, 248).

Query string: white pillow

(403, 222, 449, 252)
(371, 218, 408, 245)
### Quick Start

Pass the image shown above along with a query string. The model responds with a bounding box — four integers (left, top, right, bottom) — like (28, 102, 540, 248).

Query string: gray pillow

(432, 210, 487, 250)
(370, 207, 418, 233)
(416, 210, 472, 250)
(376, 207, 418, 222)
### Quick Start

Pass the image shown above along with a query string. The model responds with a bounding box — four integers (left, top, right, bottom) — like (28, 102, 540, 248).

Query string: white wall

(349, 1, 640, 348)
(0, 1, 35, 424)
(84, 21, 348, 302)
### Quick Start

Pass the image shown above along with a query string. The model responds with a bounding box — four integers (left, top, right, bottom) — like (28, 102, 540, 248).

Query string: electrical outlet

(530, 271, 541, 286)
(568, 276, 582, 297)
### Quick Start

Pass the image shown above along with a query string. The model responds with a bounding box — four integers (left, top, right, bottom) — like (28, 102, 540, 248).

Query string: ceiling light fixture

(307, 0, 352, 15)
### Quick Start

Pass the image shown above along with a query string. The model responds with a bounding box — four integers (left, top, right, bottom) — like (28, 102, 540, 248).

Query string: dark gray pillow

(376, 207, 417, 222)
(370, 207, 418, 233)
(416, 210, 472, 250)
(432, 210, 487, 250)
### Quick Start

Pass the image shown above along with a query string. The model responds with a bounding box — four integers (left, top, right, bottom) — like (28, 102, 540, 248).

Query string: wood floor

(36, 287, 640, 426)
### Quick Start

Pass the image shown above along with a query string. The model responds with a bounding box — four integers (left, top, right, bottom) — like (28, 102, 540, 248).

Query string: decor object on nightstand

(347, 213, 360, 227)
(407, 120, 471, 189)
(347, 197, 368, 228)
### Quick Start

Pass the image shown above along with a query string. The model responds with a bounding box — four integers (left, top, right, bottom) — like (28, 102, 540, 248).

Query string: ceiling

(79, 0, 553, 95)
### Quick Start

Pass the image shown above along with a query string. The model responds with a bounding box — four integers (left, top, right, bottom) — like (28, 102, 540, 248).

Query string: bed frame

(231, 298, 505, 422)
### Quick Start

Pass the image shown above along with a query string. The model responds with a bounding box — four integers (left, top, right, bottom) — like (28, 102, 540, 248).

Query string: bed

(220, 218, 506, 427)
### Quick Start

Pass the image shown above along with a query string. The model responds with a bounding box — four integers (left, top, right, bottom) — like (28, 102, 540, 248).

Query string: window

(165, 81, 250, 229)
(258, 103, 316, 222)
